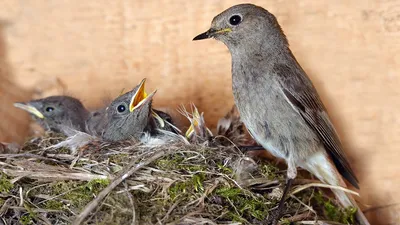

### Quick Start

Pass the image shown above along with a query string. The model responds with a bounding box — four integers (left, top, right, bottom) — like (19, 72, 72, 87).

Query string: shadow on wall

(0, 21, 32, 143)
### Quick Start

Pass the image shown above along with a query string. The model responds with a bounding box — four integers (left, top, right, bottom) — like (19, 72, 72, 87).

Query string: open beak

(185, 107, 201, 138)
(14, 103, 45, 119)
(193, 28, 232, 41)
(129, 79, 157, 112)
(185, 106, 213, 139)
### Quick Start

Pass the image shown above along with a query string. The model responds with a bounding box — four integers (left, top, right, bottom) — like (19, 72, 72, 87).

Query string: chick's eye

(117, 104, 126, 113)
(45, 107, 54, 112)
(229, 15, 242, 26)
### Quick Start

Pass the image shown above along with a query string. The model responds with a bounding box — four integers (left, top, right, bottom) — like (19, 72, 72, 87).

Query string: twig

(2, 169, 107, 181)
(284, 212, 312, 222)
(45, 153, 77, 160)
(0, 153, 66, 165)
(19, 187, 23, 207)
(161, 199, 181, 223)
(291, 183, 359, 196)
(0, 198, 13, 216)
(8, 206, 63, 213)
(290, 194, 316, 214)
(123, 182, 138, 225)
(72, 148, 171, 225)
(185, 178, 220, 208)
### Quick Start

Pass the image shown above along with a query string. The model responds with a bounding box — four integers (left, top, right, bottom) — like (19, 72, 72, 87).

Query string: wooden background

(0, 0, 399, 223)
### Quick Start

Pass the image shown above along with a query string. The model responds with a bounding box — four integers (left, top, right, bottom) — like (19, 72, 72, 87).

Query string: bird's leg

(268, 161, 296, 225)
(278, 178, 294, 212)
(268, 178, 294, 225)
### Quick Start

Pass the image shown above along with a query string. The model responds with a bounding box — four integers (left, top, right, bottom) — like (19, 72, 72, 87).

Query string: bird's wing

(273, 63, 359, 189)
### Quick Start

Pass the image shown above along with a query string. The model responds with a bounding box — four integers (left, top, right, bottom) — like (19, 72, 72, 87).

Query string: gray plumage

(85, 98, 177, 142)
(14, 96, 89, 135)
(194, 4, 369, 224)
(99, 85, 155, 142)
(85, 107, 106, 137)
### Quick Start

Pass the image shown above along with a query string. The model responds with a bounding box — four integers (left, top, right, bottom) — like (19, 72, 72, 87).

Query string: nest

(0, 132, 357, 225)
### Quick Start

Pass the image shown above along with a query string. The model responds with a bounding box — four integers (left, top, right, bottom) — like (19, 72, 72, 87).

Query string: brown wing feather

(275, 64, 359, 189)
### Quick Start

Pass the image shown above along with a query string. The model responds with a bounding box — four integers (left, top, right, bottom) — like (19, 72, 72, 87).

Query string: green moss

(44, 200, 64, 210)
(156, 155, 184, 170)
(279, 218, 291, 225)
(324, 200, 340, 220)
(260, 164, 281, 180)
(109, 153, 130, 164)
(342, 206, 357, 224)
(168, 181, 188, 201)
(37, 178, 110, 211)
(179, 164, 208, 172)
(156, 154, 209, 174)
(217, 163, 233, 174)
(314, 191, 356, 223)
(167, 173, 206, 203)
(20, 214, 34, 225)
(227, 212, 247, 223)
(0, 173, 14, 193)
(57, 147, 70, 154)
(85, 178, 110, 192)
(216, 187, 242, 198)
(215, 187, 269, 221)
(191, 173, 205, 192)
(20, 204, 37, 225)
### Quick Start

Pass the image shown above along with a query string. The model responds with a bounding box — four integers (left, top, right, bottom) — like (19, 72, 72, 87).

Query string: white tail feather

(302, 151, 370, 225)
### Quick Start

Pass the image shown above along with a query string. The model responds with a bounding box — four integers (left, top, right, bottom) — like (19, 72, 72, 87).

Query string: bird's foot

(265, 205, 286, 225)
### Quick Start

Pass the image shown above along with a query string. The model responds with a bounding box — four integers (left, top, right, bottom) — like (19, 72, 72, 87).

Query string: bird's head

(193, 4, 286, 49)
(102, 78, 156, 141)
(14, 96, 88, 132)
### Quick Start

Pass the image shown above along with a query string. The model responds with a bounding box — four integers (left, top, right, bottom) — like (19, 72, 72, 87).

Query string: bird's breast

(231, 65, 319, 161)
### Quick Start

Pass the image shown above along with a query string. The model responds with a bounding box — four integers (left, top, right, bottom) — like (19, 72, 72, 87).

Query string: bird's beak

(13, 102, 45, 119)
(129, 79, 157, 112)
(193, 28, 232, 41)
(152, 110, 165, 128)
(185, 108, 200, 138)
(185, 107, 213, 139)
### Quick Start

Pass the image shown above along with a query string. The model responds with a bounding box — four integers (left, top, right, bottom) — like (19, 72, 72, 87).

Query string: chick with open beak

(100, 79, 157, 142)
(184, 104, 213, 143)
(14, 96, 90, 135)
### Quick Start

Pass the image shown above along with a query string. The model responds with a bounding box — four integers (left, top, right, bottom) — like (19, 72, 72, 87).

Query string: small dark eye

(229, 15, 242, 26)
(45, 107, 54, 112)
(117, 104, 126, 113)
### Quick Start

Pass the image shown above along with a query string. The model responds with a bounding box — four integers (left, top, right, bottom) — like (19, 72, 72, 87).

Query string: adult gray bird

(14, 96, 89, 135)
(193, 4, 369, 224)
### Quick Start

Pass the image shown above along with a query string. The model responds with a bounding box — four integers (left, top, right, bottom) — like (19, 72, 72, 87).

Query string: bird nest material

(0, 132, 357, 225)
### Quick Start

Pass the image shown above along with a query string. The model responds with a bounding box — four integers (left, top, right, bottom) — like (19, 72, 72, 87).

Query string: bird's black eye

(229, 15, 242, 26)
(45, 107, 54, 112)
(117, 104, 126, 113)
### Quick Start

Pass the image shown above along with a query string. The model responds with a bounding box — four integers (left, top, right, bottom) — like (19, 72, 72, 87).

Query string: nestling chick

(217, 105, 256, 146)
(182, 104, 213, 143)
(98, 79, 156, 142)
(14, 96, 89, 136)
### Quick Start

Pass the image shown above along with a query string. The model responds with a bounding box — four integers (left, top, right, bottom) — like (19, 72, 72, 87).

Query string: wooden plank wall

(0, 1, 399, 223)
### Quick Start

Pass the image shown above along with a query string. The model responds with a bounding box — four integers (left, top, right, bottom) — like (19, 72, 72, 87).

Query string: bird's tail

(302, 151, 370, 225)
